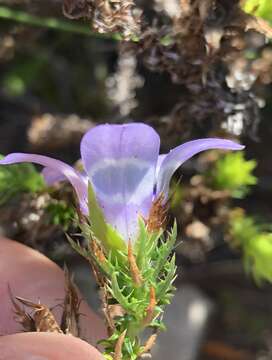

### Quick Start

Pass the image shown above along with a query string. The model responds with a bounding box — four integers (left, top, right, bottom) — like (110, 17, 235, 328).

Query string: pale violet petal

(42, 167, 66, 185)
(80, 123, 160, 241)
(154, 154, 167, 195)
(156, 138, 245, 197)
(42, 167, 89, 187)
(155, 154, 167, 178)
(0, 153, 88, 215)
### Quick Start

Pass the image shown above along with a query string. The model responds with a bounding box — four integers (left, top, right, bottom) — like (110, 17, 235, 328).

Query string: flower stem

(0, 6, 120, 40)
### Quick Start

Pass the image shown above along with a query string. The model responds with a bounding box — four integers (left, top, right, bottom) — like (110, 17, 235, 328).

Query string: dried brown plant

(61, 266, 82, 336)
(12, 297, 63, 333)
(9, 268, 82, 335)
(63, 0, 141, 39)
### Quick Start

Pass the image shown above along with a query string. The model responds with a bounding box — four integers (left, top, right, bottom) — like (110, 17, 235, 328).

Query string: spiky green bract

(102, 221, 177, 359)
(70, 216, 177, 359)
(88, 183, 126, 251)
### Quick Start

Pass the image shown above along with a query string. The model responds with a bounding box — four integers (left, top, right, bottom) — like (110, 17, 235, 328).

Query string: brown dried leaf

(128, 240, 143, 287)
(60, 266, 81, 336)
(142, 287, 157, 327)
(8, 287, 36, 332)
(198, 0, 214, 23)
(113, 329, 127, 360)
(139, 333, 158, 356)
(108, 304, 126, 320)
(146, 193, 168, 233)
(63, 0, 141, 39)
(246, 16, 272, 39)
(89, 240, 106, 286)
(94, 0, 141, 39)
(63, 0, 91, 19)
(101, 286, 119, 335)
(15, 297, 63, 333)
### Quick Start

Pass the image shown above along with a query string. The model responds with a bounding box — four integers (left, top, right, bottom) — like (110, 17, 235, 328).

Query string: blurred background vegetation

(0, 0, 272, 359)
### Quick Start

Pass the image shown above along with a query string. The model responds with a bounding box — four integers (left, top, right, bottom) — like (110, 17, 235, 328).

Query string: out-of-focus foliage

(170, 181, 184, 211)
(2, 56, 46, 97)
(209, 152, 257, 198)
(229, 210, 272, 284)
(0, 158, 75, 231)
(242, 0, 272, 23)
(0, 157, 45, 205)
(46, 200, 75, 230)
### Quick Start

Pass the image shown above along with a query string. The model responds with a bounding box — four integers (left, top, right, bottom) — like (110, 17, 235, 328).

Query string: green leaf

(156, 255, 177, 300)
(209, 152, 257, 198)
(242, 0, 272, 23)
(150, 318, 167, 331)
(229, 210, 259, 247)
(110, 272, 134, 314)
(46, 201, 75, 230)
(88, 183, 126, 251)
(245, 233, 272, 284)
(229, 211, 272, 284)
(124, 338, 135, 357)
(77, 209, 178, 358)
(152, 222, 177, 280)
(134, 219, 148, 270)
(134, 219, 161, 272)
(0, 159, 45, 205)
(103, 355, 113, 360)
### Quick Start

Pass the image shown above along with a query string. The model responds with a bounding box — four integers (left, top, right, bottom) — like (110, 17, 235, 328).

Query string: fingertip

(0, 332, 104, 360)
(0, 237, 106, 343)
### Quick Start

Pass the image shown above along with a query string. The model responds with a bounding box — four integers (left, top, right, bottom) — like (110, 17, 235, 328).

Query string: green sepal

(152, 221, 177, 281)
(75, 217, 178, 359)
(88, 182, 126, 251)
(135, 218, 162, 272)
(109, 272, 135, 314)
(156, 254, 177, 301)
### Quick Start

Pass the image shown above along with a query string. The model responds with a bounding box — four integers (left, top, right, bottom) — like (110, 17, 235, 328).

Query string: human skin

(0, 333, 104, 360)
(0, 237, 105, 359)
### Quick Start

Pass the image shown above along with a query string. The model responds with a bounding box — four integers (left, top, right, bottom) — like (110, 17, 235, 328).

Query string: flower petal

(80, 123, 160, 241)
(156, 138, 245, 197)
(42, 167, 89, 186)
(153, 154, 167, 195)
(155, 154, 167, 178)
(0, 153, 88, 214)
(42, 167, 66, 185)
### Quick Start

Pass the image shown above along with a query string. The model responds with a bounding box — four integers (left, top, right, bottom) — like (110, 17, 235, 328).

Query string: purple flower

(0, 123, 244, 243)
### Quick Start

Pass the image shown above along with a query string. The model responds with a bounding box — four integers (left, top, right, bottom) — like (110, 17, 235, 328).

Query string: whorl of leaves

(69, 219, 177, 359)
